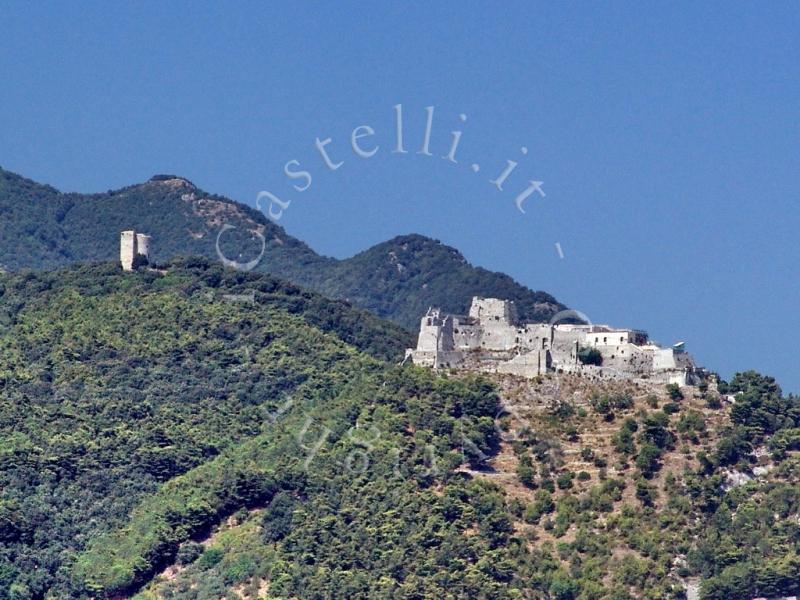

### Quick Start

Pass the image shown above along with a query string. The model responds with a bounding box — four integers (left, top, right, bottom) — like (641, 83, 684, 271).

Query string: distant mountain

(0, 167, 566, 328)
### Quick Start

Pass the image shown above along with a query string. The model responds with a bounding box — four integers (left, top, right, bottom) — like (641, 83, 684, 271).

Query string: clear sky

(1, 2, 798, 391)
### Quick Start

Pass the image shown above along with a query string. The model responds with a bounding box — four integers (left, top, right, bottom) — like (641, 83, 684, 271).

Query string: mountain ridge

(0, 167, 567, 329)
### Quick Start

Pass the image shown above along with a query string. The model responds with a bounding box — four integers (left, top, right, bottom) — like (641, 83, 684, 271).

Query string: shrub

(591, 395, 612, 415)
(677, 411, 706, 435)
(635, 479, 658, 507)
(197, 547, 224, 570)
(524, 503, 542, 524)
(565, 425, 579, 442)
(635, 443, 662, 478)
(550, 575, 580, 600)
(556, 472, 575, 490)
(614, 428, 636, 455)
(176, 541, 203, 566)
(578, 347, 603, 366)
(517, 463, 536, 488)
(666, 384, 684, 401)
(534, 490, 556, 514)
(613, 393, 634, 410)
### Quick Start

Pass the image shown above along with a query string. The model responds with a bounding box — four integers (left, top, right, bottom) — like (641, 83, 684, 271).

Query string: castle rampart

(405, 297, 706, 386)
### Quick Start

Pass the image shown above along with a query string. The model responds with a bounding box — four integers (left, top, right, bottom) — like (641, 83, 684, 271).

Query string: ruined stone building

(406, 297, 705, 386)
(120, 230, 152, 271)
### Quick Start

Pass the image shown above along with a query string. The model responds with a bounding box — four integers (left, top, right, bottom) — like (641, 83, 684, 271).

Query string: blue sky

(1, 2, 798, 391)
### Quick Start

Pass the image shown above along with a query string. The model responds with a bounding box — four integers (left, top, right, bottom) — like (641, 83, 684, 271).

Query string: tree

(516, 455, 536, 488)
(578, 347, 603, 366)
(176, 542, 203, 566)
(635, 479, 657, 507)
(635, 443, 662, 478)
(666, 383, 684, 401)
(262, 492, 298, 543)
(550, 574, 579, 600)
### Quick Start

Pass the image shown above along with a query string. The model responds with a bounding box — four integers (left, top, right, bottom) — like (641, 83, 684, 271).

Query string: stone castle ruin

(120, 230, 152, 271)
(406, 297, 706, 386)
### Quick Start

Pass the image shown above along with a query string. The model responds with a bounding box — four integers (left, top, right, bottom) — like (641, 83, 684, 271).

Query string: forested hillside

(0, 168, 566, 328)
(0, 259, 798, 599)
(0, 259, 538, 598)
(0, 258, 413, 597)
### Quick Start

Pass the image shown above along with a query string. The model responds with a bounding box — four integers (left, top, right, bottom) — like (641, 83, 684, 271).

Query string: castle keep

(406, 297, 705, 386)
(120, 230, 152, 271)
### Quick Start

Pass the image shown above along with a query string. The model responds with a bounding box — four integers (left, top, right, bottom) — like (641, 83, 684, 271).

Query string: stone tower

(135, 233, 152, 260)
(120, 230, 152, 271)
(468, 297, 519, 325)
(120, 231, 137, 271)
(404, 308, 464, 368)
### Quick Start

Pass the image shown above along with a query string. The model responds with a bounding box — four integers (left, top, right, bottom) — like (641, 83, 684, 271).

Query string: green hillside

(0, 168, 566, 328)
(0, 259, 523, 598)
(0, 261, 798, 599)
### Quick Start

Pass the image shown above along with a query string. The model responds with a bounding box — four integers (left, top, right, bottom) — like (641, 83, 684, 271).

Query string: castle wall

(584, 328, 647, 347)
(594, 343, 654, 377)
(416, 325, 441, 353)
(469, 297, 518, 325)
(406, 296, 704, 386)
(415, 312, 455, 352)
(477, 322, 519, 352)
(120, 230, 152, 271)
(407, 349, 464, 368)
(653, 347, 679, 371)
(551, 327, 584, 365)
(453, 321, 481, 350)
(496, 349, 550, 377)
(519, 323, 552, 350)
(411, 311, 465, 368)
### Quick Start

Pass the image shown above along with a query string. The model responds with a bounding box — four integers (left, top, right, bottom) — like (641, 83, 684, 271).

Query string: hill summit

(0, 167, 566, 328)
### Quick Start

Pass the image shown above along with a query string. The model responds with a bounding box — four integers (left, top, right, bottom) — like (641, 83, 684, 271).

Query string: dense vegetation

(75, 368, 512, 599)
(0, 257, 797, 599)
(0, 259, 413, 597)
(0, 167, 566, 328)
(692, 372, 800, 600)
(0, 259, 565, 599)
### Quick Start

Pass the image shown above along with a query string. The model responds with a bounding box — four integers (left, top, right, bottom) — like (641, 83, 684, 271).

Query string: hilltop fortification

(406, 296, 705, 385)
